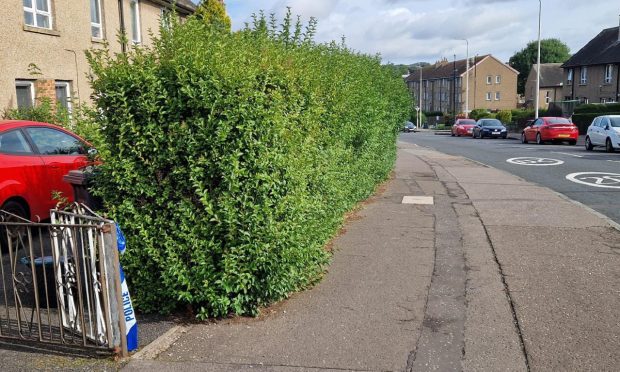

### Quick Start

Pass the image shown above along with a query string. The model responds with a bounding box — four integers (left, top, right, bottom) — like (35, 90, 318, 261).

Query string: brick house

(524, 63, 564, 109)
(405, 54, 519, 116)
(561, 25, 620, 104)
(0, 0, 196, 112)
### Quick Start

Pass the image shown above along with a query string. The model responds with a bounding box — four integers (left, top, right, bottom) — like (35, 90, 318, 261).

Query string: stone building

(405, 55, 518, 116)
(561, 25, 620, 104)
(524, 63, 564, 109)
(0, 0, 196, 112)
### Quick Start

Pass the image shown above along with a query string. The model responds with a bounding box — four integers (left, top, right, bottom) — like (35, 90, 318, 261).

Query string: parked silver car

(585, 115, 620, 152)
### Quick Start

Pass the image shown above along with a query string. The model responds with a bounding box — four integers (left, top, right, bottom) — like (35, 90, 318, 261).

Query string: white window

(496, 75, 501, 84)
(486, 92, 492, 101)
(604, 64, 613, 84)
(486, 75, 492, 84)
(160, 7, 171, 30)
(567, 69, 573, 83)
(15, 81, 35, 109)
(545, 91, 550, 104)
(23, 0, 53, 29)
(130, 0, 141, 44)
(580, 67, 587, 84)
(495, 92, 501, 101)
(55, 81, 72, 113)
(91, 0, 103, 38)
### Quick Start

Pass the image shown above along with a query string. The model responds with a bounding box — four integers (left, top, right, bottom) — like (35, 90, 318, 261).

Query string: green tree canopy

(509, 38, 571, 94)
(195, 0, 231, 32)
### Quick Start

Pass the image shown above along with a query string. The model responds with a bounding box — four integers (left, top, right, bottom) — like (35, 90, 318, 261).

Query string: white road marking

(402, 196, 434, 205)
(552, 152, 583, 158)
(566, 172, 620, 189)
(507, 157, 564, 166)
(608, 160, 620, 163)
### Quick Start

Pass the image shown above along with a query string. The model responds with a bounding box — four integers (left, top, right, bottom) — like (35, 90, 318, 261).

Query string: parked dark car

(472, 119, 507, 139)
(403, 121, 415, 133)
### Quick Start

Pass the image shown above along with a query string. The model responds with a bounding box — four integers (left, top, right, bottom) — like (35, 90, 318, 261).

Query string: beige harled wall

(463, 56, 518, 112)
(0, 0, 187, 111)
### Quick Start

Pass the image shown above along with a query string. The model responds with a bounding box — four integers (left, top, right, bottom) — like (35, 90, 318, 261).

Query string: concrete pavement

(124, 141, 620, 371)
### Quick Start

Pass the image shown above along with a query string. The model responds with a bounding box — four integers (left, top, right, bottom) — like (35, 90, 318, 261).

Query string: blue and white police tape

(116, 225, 138, 352)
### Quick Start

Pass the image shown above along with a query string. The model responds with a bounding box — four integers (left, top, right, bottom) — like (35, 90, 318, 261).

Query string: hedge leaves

(87, 12, 411, 318)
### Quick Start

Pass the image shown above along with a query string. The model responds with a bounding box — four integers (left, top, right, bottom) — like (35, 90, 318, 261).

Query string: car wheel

(521, 133, 528, 144)
(568, 140, 576, 146)
(451, 131, 455, 137)
(0, 200, 28, 252)
(501, 133, 507, 139)
(536, 133, 544, 145)
(585, 136, 593, 151)
(606, 138, 615, 153)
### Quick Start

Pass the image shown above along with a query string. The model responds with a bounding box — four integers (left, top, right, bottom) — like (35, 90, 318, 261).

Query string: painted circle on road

(565, 172, 620, 189)
(506, 157, 564, 166)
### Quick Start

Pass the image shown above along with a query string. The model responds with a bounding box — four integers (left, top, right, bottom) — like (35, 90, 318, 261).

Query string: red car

(451, 119, 477, 137)
(0, 120, 90, 222)
(521, 117, 578, 145)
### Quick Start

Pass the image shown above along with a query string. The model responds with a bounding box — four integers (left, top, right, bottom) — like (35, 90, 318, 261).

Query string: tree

(382, 62, 430, 78)
(509, 38, 571, 94)
(195, 0, 231, 32)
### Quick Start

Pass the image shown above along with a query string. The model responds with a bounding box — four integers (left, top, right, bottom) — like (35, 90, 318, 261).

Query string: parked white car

(585, 115, 620, 152)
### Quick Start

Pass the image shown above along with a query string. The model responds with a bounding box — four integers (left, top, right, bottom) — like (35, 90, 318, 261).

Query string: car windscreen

(460, 120, 476, 124)
(547, 118, 571, 124)
(610, 117, 620, 127)
(482, 120, 502, 127)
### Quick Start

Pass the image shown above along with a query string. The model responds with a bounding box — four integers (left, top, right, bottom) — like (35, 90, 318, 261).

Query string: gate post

(102, 223, 128, 357)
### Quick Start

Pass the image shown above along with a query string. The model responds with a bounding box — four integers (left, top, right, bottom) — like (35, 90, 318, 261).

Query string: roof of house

(405, 55, 517, 82)
(152, 0, 196, 14)
(530, 63, 563, 87)
(562, 26, 620, 68)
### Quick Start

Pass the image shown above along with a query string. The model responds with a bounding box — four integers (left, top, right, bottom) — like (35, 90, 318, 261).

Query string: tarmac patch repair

(402, 196, 434, 205)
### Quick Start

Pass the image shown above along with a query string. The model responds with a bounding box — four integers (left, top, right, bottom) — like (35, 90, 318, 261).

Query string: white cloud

(224, 0, 620, 64)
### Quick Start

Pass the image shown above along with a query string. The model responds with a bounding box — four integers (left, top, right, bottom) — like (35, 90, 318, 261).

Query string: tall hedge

(87, 13, 411, 318)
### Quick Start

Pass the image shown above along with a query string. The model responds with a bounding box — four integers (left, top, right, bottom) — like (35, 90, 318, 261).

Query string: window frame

(91, 0, 104, 39)
(130, 0, 142, 44)
(23, 0, 53, 29)
(15, 80, 35, 109)
(54, 81, 73, 113)
(160, 7, 172, 30)
(495, 75, 501, 84)
(486, 75, 492, 85)
(580, 66, 587, 85)
(567, 68, 573, 83)
(485, 92, 492, 101)
(495, 91, 501, 101)
(604, 64, 613, 84)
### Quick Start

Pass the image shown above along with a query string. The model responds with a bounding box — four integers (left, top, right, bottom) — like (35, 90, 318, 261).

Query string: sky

(201, 1, 620, 65)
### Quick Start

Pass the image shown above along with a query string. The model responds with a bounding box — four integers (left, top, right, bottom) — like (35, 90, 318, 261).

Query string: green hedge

(571, 103, 620, 133)
(87, 13, 410, 318)
(573, 103, 620, 114)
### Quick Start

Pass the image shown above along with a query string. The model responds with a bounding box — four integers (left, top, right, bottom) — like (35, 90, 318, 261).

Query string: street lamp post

(419, 66, 423, 129)
(461, 39, 470, 118)
(535, 0, 542, 119)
